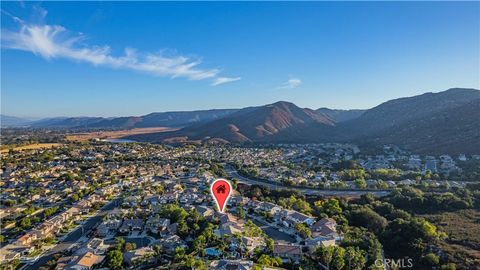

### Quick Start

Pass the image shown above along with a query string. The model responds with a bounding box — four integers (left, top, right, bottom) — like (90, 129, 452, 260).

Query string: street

(225, 165, 391, 197)
(24, 198, 121, 270)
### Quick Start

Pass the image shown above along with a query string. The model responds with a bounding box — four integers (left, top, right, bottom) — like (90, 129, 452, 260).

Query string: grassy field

(422, 209, 480, 268)
(0, 143, 62, 153)
(65, 127, 177, 142)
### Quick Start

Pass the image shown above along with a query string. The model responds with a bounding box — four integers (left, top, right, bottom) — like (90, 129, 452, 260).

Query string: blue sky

(1, 1, 479, 118)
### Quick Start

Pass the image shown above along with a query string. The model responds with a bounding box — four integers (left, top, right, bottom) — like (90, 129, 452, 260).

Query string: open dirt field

(0, 143, 62, 153)
(65, 127, 177, 142)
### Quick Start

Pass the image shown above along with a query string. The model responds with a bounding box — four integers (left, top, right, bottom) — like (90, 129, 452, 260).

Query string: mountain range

(1, 109, 238, 129)
(2, 88, 479, 154)
(126, 88, 480, 154)
(316, 108, 366, 122)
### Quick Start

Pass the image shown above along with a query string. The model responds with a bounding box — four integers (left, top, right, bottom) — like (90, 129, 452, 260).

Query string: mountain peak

(266, 101, 298, 109)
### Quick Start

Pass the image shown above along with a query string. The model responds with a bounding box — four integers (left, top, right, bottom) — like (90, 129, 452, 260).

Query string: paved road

(25, 198, 121, 270)
(225, 166, 390, 197)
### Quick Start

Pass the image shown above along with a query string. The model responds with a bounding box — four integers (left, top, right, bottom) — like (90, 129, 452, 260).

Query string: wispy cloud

(212, 76, 241, 86)
(278, 78, 302, 89)
(1, 9, 240, 85)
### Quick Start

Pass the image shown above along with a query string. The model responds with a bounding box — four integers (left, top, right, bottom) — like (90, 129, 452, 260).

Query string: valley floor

(65, 127, 178, 142)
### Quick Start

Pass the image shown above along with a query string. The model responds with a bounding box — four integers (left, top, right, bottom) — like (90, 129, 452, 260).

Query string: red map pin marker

(211, 179, 232, 213)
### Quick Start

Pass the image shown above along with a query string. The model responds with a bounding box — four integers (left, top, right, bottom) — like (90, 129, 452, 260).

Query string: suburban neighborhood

(1, 141, 478, 269)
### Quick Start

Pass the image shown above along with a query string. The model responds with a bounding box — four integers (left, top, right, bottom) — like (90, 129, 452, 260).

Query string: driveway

(248, 216, 296, 243)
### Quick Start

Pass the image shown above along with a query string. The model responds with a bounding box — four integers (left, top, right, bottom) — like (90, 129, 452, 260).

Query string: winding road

(225, 165, 391, 197)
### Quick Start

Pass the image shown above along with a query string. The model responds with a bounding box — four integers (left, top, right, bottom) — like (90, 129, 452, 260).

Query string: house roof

(75, 252, 102, 268)
(211, 259, 254, 270)
(311, 217, 337, 232)
(273, 244, 302, 255)
(288, 211, 312, 221)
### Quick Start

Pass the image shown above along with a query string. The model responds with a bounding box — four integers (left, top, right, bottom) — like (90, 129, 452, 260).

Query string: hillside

(0, 115, 33, 127)
(5, 88, 479, 155)
(26, 109, 238, 129)
(130, 101, 335, 143)
(338, 88, 480, 137)
(316, 108, 365, 122)
(30, 117, 105, 128)
(73, 109, 239, 129)
(129, 88, 480, 155)
(359, 98, 480, 155)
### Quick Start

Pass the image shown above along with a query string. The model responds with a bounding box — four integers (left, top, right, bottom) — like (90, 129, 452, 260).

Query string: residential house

(64, 252, 104, 270)
(123, 247, 155, 266)
(273, 244, 302, 262)
(284, 210, 315, 227)
(195, 206, 215, 219)
(119, 219, 143, 233)
(157, 234, 187, 253)
(241, 236, 264, 253)
(310, 218, 338, 238)
(15, 232, 37, 246)
(96, 219, 121, 237)
(210, 260, 254, 270)
(145, 216, 170, 234)
(306, 236, 336, 252)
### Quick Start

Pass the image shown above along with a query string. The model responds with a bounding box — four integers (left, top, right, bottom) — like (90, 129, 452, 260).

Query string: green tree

(278, 195, 313, 215)
(244, 220, 263, 237)
(314, 198, 342, 217)
(341, 169, 366, 181)
(184, 254, 195, 268)
(345, 246, 366, 270)
(367, 237, 383, 269)
(440, 263, 456, 270)
(43, 207, 59, 218)
(381, 217, 439, 260)
(331, 246, 345, 270)
(107, 250, 123, 270)
(115, 237, 125, 251)
(265, 237, 274, 253)
(177, 220, 189, 238)
(160, 204, 188, 223)
(354, 178, 367, 189)
(295, 223, 312, 239)
(257, 254, 282, 267)
(316, 246, 334, 268)
(422, 253, 440, 266)
(173, 247, 186, 262)
(19, 217, 32, 229)
(193, 235, 206, 255)
(349, 207, 387, 234)
(236, 206, 246, 219)
(194, 259, 207, 270)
